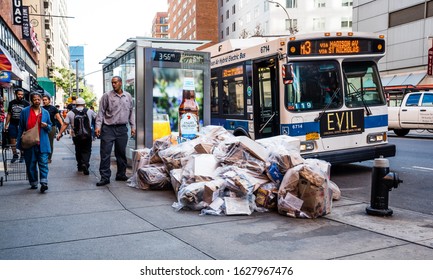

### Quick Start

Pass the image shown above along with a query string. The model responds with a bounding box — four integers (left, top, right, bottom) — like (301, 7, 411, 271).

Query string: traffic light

(48, 66, 54, 78)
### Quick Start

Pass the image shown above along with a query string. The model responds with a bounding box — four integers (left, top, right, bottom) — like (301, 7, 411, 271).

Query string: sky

(67, 0, 168, 97)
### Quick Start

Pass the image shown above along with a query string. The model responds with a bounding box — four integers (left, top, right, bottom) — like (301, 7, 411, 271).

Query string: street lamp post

(267, 0, 297, 35)
(74, 59, 80, 97)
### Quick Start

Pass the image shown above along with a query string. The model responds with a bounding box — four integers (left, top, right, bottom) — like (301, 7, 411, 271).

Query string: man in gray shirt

(95, 76, 136, 186)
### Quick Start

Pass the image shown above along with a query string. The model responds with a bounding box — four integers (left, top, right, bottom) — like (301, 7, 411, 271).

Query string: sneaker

(30, 185, 38, 190)
(11, 154, 19, 163)
(40, 184, 48, 193)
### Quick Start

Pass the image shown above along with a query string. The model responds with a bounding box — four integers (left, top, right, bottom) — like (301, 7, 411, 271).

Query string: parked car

(388, 91, 433, 136)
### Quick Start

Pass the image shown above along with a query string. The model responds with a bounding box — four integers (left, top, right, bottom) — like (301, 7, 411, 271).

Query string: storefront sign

(0, 71, 12, 83)
(13, 0, 23, 25)
(22, 6, 30, 39)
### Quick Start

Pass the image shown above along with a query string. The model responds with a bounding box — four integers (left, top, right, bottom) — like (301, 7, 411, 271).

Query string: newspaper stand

(1, 142, 27, 186)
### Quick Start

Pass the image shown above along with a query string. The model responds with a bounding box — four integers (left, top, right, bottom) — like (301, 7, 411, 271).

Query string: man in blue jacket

(16, 92, 52, 193)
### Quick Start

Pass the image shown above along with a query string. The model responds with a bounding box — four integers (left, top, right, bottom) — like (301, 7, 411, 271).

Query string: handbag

(21, 116, 40, 149)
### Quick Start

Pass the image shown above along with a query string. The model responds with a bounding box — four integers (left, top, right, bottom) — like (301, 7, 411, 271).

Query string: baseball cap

(76, 98, 86, 105)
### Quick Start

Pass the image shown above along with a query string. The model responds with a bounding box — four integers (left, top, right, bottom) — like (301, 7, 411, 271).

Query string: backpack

(72, 108, 91, 139)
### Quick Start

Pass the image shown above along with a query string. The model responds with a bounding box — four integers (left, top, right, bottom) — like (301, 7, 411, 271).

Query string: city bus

(204, 32, 396, 164)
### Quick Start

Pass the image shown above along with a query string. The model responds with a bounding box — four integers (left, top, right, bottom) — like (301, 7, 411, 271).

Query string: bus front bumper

(302, 143, 396, 165)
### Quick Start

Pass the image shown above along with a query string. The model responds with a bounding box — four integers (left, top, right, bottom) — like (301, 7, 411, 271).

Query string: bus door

(253, 57, 280, 139)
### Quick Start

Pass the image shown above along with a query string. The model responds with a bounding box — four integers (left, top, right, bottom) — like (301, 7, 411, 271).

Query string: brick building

(167, 0, 218, 48)
(152, 12, 169, 38)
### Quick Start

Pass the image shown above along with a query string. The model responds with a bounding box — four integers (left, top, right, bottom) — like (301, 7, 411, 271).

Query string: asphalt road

(331, 130, 433, 216)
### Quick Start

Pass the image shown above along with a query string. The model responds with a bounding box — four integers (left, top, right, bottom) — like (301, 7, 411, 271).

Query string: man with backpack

(56, 98, 93, 175)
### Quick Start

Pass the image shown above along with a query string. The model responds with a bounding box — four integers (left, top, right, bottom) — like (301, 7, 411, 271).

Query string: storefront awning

(0, 45, 24, 81)
(37, 77, 56, 97)
(381, 72, 426, 87)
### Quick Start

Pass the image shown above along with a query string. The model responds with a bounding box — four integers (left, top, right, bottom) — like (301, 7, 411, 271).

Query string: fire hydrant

(366, 156, 402, 216)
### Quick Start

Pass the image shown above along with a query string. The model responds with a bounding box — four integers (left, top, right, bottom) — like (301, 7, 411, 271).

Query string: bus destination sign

(288, 38, 385, 56)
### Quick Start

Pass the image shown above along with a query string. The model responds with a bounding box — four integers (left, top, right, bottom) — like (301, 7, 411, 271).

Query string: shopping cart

(1, 131, 27, 186)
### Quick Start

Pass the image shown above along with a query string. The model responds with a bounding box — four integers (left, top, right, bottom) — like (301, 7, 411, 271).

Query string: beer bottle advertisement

(179, 71, 199, 141)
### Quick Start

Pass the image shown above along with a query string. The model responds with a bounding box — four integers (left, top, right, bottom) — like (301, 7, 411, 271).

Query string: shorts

(7, 123, 19, 139)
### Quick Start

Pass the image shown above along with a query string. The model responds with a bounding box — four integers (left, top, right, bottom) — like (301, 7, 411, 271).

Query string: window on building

(342, 0, 353, 6)
(221, 0, 223, 7)
(226, 10, 229, 19)
(264, 1, 269, 12)
(232, 22, 236, 32)
(428, 1, 433, 17)
(254, 6, 259, 18)
(221, 31, 224, 39)
(221, 15, 224, 23)
(285, 18, 297, 30)
(389, 3, 424, 27)
(286, 0, 297, 9)
(341, 17, 352, 28)
(232, 5, 236, 14)
(226, 26, 230, 36)
(246, 12, 251, 23)
(315, 0, 326, 8)
(313, 17, 325, 30)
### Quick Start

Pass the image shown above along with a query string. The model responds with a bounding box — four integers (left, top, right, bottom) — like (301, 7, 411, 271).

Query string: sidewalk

(0, 136, 432, 260)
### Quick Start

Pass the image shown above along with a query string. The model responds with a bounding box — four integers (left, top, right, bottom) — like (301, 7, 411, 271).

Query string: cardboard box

(193, 154, 218, 181)
(203, 179, 225, 205)
(194, 143, 214, 154)
(236, 136, 268, 162)
(224, 197, 252, 215)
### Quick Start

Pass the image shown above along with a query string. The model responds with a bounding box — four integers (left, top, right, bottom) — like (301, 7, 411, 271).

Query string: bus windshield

(343, 61, 386, 108)
(285, 61, 342, 111)
(285, 60, 385, 111)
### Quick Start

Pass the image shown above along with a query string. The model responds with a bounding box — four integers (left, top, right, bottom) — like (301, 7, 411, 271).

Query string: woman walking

(16, 92, 52, 193)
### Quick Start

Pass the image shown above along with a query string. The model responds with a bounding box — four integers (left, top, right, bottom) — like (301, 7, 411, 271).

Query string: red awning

(0, 45, 23, 81)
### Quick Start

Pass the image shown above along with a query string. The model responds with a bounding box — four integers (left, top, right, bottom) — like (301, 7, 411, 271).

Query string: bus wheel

(393, 129, 410, 137)
(233, 128, 249, 137)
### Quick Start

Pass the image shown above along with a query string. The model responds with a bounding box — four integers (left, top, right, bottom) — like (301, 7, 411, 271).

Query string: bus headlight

(367, 132, 387, 143)
(300, 141, 315, 152)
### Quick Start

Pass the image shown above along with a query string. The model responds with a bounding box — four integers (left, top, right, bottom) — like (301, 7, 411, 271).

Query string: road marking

(412, 166, 433, 171)
(401, 166, 433, 172)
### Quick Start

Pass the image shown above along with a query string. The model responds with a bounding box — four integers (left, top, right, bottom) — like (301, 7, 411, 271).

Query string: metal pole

(75, 59, 80, 97)
(267, 0, 294, 35)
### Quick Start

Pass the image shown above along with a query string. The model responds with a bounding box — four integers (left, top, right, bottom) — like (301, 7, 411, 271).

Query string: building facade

(152, 12, 169, 38)
(69, 45, 84, 78)
(168, 0, 218, 47)
(219, 0, 353, 40)
(0, 0, 39, 101)
(353, 0, 433, 87)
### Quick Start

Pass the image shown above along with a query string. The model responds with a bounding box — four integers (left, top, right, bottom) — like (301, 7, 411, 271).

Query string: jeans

(23, 145, 49, 186)
(0, 122, 3, 143)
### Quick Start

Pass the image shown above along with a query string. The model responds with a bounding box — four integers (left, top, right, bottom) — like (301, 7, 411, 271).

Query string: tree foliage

(51, 67, 97, 107)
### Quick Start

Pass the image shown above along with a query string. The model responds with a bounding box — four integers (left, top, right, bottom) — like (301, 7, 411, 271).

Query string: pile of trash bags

(127, 126, 341, 218)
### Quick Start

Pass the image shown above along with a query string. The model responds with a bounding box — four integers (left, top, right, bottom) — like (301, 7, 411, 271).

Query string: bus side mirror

(282, 64, 293, 84)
